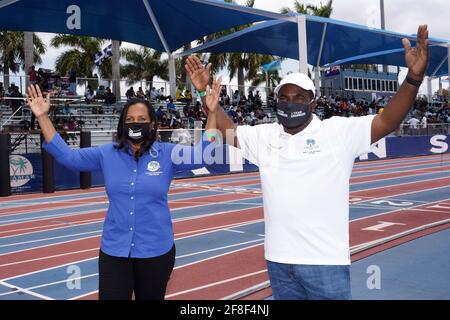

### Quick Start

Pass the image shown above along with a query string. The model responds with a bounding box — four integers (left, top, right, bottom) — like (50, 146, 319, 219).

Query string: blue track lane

(351, 228, 450, 300)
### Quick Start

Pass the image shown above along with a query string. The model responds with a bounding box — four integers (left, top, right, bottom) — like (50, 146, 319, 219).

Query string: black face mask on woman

(124, 122, 151, 144)
(276, 101, 313, 129)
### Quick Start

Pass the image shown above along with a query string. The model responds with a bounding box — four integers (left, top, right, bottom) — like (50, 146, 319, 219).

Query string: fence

(399, 123, 449, 137)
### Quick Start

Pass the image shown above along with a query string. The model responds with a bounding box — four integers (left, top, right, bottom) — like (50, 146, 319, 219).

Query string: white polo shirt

(236, 114, 376, 265)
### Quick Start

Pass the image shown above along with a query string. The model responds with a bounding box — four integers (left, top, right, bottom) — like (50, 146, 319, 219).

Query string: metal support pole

(297, 15, 309, 75)
(80, 131, 92, 189)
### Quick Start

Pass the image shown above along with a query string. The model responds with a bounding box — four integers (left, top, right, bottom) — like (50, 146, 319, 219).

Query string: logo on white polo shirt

(146, 161, 163, 176)
(303, 139, 321, 155)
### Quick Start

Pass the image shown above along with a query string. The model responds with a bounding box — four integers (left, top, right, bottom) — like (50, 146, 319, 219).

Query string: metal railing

(399, 123, 449, 136)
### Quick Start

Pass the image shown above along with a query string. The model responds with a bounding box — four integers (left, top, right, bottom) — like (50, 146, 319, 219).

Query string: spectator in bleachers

(170, 111, 182, 129)
(156, 105, 165, 121)
(239, 92, 247, 108)
(28, 66, 37, 85)
(248, 90, 254, 103)
(0, 82, 4, 96)
(268, 91, 276, 110)
(150, 87, 159, 101)
(437, 103, 449, 123)
(136, 87, 145, 99)
(66, 116, 78, 144)
(188, 104, 197, 119)
(126, 87, 135, 100)
(232, 90, 240, 106)
(407, 116, 420, 134)
(68, 68, 77, 95)
(95, 85, 106, 100)
(10, 85, 23, 117)
(183, 103, 190, 118)
(184, 89, 193, 104)
(420, 113, 428, 134)
(175, 87, 185, 102)
(5, 84, 15, 97)
(254, 91, 262, 108)
(160, 113, 170, 128)
(104, 88, 117, 105)
(167, 97, 176, 114)
(62, 102, 73, 115)
(157, 87, 167, 101)
(255, 108, 267, 120)
(227, 106, 237, 121)
(84, 85, 95, 104)
(220, 85, 230, 106)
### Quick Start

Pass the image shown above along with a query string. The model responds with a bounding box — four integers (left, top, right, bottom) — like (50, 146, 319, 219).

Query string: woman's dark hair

(114, 98, 158, 161)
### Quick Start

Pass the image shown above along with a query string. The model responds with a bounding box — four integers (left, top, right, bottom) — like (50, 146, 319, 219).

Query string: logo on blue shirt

(146, 161, 163, 176)
(147, 161, 161, 172)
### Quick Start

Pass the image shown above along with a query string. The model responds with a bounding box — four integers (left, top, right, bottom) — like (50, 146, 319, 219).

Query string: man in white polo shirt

(185, 25, 429, 300)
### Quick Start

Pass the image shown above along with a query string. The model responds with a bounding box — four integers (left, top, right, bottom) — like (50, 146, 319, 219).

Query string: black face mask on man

(124, 122, 151, 144)
(276, 101, 313, 129)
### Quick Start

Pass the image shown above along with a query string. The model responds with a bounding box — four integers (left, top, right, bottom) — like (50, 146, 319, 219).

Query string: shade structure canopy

(180, 15, 450, 77)
(0, 0, 281, 53)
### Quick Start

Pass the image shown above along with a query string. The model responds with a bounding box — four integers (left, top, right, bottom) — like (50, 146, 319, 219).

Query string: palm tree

(51, 34, 107, 80)
(179, 43, 191, 88)
(227, 53, 281, 92)
(111, 40, 121, 99)
(249, 60, 282, 89)
(280, 0, 333, 17)
(121, 47, 168, 90)
(280, 1, 308, 14)
(0, 31, 45, 89)
(306, 0, 333, 17)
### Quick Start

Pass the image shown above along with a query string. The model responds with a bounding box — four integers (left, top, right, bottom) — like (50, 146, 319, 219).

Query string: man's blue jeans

(267, 260, 352, 300)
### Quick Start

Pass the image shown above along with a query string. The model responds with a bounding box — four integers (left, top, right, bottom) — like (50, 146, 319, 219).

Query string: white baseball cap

(274, 73, 316, 98)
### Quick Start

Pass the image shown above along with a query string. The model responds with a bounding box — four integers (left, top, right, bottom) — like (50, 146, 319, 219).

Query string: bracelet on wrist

(405, 75, 423, 88)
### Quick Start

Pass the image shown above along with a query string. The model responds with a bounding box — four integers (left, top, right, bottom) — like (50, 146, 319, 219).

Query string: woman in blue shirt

(26, 78, 222, 300)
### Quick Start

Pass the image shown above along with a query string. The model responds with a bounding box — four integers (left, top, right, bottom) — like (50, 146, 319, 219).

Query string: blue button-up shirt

(43, 133, 215, 258)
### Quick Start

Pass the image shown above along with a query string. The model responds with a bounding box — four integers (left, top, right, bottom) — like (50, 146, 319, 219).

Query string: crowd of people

(314, 95, 449, 127)
(1, 78, 449, 136)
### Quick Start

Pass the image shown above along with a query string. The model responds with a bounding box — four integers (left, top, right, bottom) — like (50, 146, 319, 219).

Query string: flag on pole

(261, 60, 281, 72)
(94, 43, 113, 66)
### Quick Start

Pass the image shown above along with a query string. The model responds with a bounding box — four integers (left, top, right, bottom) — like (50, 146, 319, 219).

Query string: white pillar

(297, 15, 308, 75)
(169, 54, 177, 99)
(314, 67, 321, 97)
(427, 77, 433, 101)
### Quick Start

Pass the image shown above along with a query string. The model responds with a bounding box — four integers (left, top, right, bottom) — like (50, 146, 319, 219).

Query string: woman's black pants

(98, 245, 176, 300)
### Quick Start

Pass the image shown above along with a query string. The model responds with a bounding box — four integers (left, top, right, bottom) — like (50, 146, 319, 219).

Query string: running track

(0, 153, 449, 300)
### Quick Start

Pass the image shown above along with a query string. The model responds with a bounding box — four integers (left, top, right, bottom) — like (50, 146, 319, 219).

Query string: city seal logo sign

(9, 155, 35, 187)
